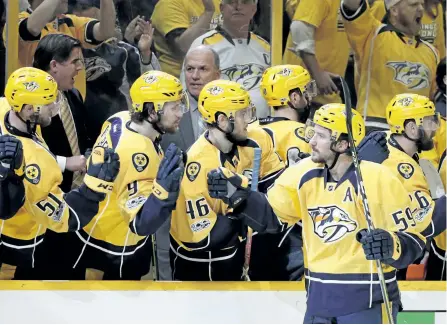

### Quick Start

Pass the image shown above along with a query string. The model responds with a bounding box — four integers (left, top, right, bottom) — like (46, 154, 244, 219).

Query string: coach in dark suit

(33, 34, 94, 193)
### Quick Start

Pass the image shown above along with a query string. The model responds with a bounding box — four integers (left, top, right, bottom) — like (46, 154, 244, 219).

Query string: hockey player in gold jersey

(67, 71, 188, 280)
(358, 93, 446, 280)
(169, 80, 285, 280)
(0, 67, 120, 280)
(259, 64, 314, 166)
(208, 104, 425, 322)
(251, 64, 315, 280)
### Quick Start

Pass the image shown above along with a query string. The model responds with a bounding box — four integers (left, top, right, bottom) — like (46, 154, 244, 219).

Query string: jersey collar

(380, 17, 422, 47)
(388, 134, 420, 162)
(216, 25, 251, 46)
(258, 116, 290, 125)
(324, 163, 359, 195)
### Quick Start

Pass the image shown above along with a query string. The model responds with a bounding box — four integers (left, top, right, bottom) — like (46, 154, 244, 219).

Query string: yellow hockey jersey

(151, 0, 222, 77)
(382, 136, 437, 236)
(267, 158, 425, 316)
(370, 0, 445, 59)
(258, 117, 311, 166)
(0, 106, 97, 260)
(170, 128, 284, 251)
(78, 111, 163, 254)
(341, 0, 439, 129)
(435, 151, 446, 251)
(283, 0, 350, 105)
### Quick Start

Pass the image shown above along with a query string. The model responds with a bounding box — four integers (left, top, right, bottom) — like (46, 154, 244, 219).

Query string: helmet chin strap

(215, 115, 239, 143)
(16, 111, 38, 135)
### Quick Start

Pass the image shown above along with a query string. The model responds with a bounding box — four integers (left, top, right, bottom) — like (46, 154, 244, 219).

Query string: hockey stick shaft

(338, 76, 394, 323)
(242, 147, 262, 281)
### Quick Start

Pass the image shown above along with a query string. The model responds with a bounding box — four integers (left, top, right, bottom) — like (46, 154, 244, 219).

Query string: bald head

(184, 45, 221, 98)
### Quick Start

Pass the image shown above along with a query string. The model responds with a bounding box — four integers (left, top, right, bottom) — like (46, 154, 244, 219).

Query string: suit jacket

(41, 88, 94, 192)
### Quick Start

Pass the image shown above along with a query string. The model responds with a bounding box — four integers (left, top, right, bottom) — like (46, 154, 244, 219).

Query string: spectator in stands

(151, 0, 222, 77)
(5, 0, 117, 100)
(284, 0, 350, 108)
(371, 0, 445, 59)
(158, 45, 220, 281)
(341, 0, 439, 133)
(185, 0, 270, 118)
(71, 0, 161, 141)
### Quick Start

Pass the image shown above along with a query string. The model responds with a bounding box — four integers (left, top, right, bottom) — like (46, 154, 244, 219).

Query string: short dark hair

(32, 34, 82, 72)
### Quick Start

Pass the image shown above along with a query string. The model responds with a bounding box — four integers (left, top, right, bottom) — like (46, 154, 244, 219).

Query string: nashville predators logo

(221, 64, 266, 91)
(23, 81, 39, 92)
(280, 67, 292, 76)
(143, 74, 158, 84)
(132, 153, 149, 172)
(397, 162, 414, 179)
(186, 162, 201, 182)
(84, 56, 112, 81)
(397, 97, 414, 107)
(207, 86, 224, 96)
(309, 205, 357, 243)
(25, 164, 41, 185)
(386, 61, 431, 90)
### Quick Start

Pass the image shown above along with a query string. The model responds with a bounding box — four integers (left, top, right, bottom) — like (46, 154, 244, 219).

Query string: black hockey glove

(0, 135, 24, 180)
(152, 143, 185, 207)
(81, 146, 120, 201)
(208, 167, 250, 209)
(357, 131, 389, 164)
(356, 228, 401, 265)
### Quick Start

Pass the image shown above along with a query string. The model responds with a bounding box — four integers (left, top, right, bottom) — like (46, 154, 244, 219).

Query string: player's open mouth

(415, 17, 422, 24)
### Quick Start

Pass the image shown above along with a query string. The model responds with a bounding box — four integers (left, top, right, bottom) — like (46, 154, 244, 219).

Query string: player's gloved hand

(356, 228, 401, 265)
(357, 131, 389, 164)
(152, 143, 185, 207)
(0, 135, 24, 180)
(81, 147, 120, 200)
(287, 148, 310, 167)
(208, 167, 250, 209)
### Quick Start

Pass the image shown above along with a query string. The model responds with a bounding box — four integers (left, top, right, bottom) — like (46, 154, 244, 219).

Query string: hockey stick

(338, 76, 394, 324)
(241, 147, 262, 281)
(419, 159, 445, 199)
(151, 234, 159, 280)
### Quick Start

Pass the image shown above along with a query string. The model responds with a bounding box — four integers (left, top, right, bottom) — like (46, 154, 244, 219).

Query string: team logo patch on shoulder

(308, 205, 357, 243)
(25, 164, 41, 184)
(294, 127, 306, 141)
(186, 162, 201, 182)
(397, 163, 414, 179)
(132, 153, 149, 172)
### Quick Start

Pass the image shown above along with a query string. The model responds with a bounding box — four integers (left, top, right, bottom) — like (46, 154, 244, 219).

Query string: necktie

(59, 93, 84, 189)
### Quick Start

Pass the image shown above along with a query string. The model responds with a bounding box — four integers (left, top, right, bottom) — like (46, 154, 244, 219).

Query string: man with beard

(357, 94, 446, 279)
(207, 104, 426, 322)
(169, 80, 285, 280)
(0, 67, 120, 279)
(341, 0, 439, 133)
(66, 71, 187, 280)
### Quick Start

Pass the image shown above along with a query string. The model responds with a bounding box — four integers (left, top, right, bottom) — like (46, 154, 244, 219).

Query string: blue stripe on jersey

(305, 268, 400, 317)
